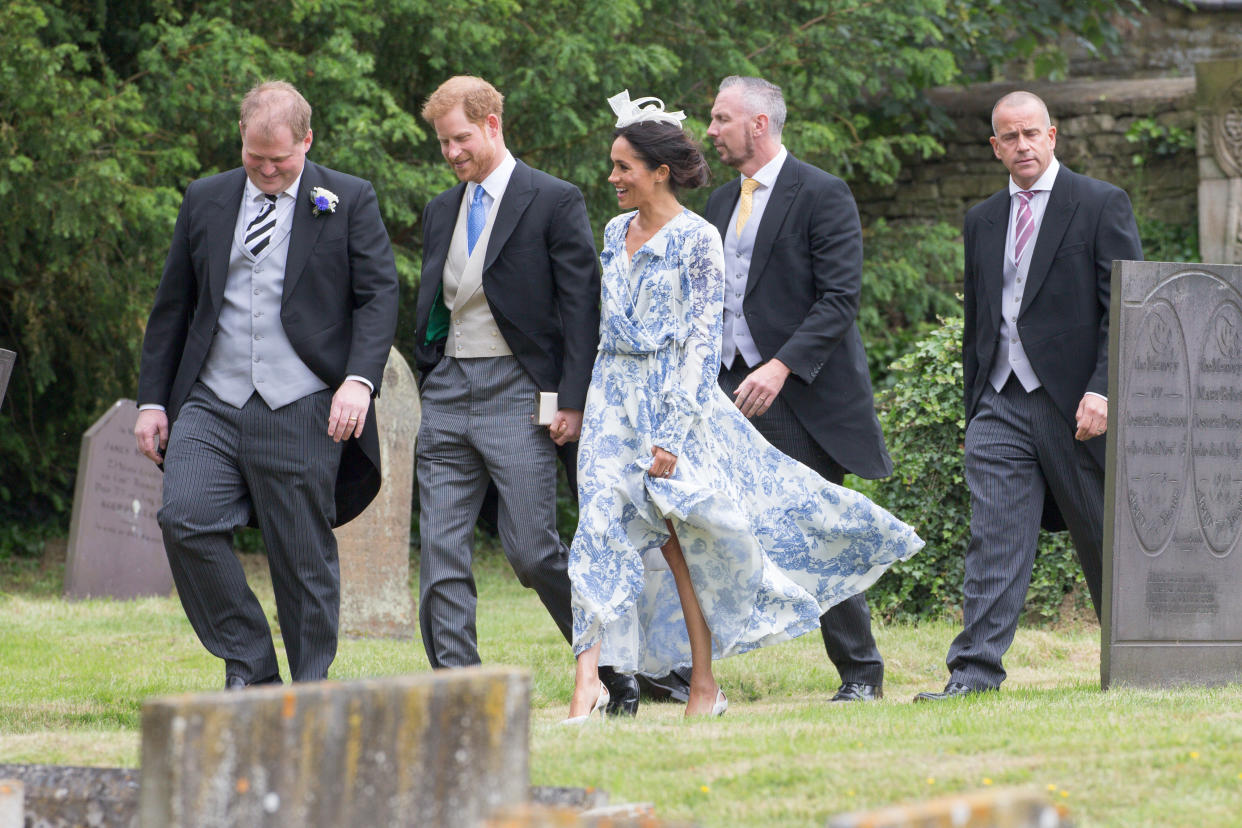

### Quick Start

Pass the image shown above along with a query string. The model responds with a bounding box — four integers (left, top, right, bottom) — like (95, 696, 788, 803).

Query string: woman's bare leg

(567, 642, 604, 718)
(662, 520, 719, 716)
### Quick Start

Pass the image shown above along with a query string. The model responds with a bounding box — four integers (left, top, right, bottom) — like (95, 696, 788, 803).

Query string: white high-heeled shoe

(560, 684, 610, 726)
(711, 688, 728, 717)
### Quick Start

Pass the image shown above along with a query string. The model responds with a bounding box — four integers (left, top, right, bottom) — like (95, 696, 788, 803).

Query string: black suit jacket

(137, 160, 400, 525)
(962, 165, 1143, 472)
(705, 154, 892, 479)
(413, 159, 600, 409)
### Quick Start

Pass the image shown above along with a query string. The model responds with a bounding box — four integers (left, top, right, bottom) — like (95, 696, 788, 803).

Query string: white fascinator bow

(608, 89, 687, 129)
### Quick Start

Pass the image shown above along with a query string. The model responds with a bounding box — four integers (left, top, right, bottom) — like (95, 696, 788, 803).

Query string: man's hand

(328, 379, 372, 442)
(135, 409, 170, 464)
(734, 359, 791, 418)
(549, 409, 583, 446)
(1075, 394, 1107, 441)
(649, 446, 678, 479)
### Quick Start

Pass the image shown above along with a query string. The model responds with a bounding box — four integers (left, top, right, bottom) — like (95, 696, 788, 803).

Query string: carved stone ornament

(1211, 79, 1242, 178)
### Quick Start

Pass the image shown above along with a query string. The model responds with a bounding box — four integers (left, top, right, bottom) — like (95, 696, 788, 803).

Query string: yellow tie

(735, 178, 760, 237)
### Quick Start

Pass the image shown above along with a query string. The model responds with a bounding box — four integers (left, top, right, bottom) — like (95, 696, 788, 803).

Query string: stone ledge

(926, 77, 1195, 119)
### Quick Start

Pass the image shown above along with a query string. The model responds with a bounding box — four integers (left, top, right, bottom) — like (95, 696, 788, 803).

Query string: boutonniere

(309, 186, 339, 216)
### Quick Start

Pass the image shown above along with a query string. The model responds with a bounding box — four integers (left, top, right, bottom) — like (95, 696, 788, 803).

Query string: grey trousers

(718, 360, 884, 686)
(159, 383, 343, 683)
(948, 378, 1105, 689)
(416, 356, 573, 669)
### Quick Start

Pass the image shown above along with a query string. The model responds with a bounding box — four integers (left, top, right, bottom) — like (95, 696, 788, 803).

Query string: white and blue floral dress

(569, 209, 923, 676)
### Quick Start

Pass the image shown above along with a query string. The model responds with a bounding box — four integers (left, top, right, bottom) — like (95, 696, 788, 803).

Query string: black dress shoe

(913, 681, 990, 702)
(597, 666, 640, 717)
(829, 682, 882, 702)
(225, 675, 247, 691)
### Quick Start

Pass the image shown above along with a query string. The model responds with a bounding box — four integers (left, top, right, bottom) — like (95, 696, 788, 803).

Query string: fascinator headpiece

(608, 89, 686, 129)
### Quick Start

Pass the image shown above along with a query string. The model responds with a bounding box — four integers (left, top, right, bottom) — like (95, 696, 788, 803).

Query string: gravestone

(335, 347, 419, 638)
(1103, 260, 1242, 687)
(140, 667, 528, 828)
(0, 349, 13, 407)
(827, 788, 1069, 828)
(0, 765, 139, 828)
(1197, 58, 1242, 264)
(64, 400, 173, 600)
(0, 779, 21, 828)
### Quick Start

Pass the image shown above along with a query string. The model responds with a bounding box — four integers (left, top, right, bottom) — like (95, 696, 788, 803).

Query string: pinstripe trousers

(719, 360, 884, 686)
(416, 356, 573, 669)
(159, 383, 343, 683)
(948, 378, 1104, 689)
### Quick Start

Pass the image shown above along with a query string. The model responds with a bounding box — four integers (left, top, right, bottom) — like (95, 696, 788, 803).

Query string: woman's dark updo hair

(615, 121, 711, 193)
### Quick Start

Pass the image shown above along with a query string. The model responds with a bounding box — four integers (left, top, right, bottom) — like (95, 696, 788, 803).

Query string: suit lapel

(284, 161, 328, 303)
(1020, 167, 1077, 317)
(707, 179, 740, 242)
(206, 170, 247, 315)
(746, 155, 800, 297)
(483, 161, 536, 274)
(418, 183, 465, 329)
(977, 192, 1008, 336)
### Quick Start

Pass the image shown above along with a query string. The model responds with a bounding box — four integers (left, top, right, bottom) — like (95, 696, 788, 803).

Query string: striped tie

(1012, 190, 1036, 263)
(246, 193, 278, 256)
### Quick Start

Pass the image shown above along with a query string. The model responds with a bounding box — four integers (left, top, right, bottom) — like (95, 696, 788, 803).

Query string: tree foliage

(0, 0, 1145, 552)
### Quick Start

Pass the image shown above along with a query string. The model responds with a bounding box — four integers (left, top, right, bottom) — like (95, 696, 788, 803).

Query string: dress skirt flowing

(569, 209, 923, 677)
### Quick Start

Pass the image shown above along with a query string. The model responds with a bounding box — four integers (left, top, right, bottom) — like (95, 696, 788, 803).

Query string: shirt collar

(244, 168, 304, 204)
(1009, 156, 1060, 195)
(743, 145, 788, 190)
(472, 151, 517, 202)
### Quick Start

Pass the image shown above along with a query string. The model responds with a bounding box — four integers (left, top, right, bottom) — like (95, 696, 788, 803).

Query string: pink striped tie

(1013, 190, 1035, 263)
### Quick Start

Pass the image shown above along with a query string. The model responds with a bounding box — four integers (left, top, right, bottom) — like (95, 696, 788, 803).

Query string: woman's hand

(649, 446, 678, 479)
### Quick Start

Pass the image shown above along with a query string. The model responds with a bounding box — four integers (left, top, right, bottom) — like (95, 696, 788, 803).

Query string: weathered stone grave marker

(140, 667, 528, 828)
(64, 400, 173, 600)
(1197, 57, 1242, 265)
(1103, 260, 1242, 687)
(335, 347, 419, 638)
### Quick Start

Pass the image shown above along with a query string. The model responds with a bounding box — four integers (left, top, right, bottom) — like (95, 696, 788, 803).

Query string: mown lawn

(2, 545, 1240, 827)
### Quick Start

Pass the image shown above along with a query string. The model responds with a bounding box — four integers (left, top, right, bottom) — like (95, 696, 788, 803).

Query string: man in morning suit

(413, 76, 639, 714)
(914, 91, 1142, 701)
(134, 81, 399, 688)
(704, 75, 894, 703)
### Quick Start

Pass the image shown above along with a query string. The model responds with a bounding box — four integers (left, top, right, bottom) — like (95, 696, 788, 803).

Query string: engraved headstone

(1103, 260, 1242, 687)
(0, 349, 14, 407)
(64, 399, 173, 600)
(1197, 58, 1242, 264)
(334, 347, 418, 638)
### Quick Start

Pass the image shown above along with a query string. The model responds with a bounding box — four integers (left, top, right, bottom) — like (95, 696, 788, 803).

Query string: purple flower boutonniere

(310, 186, 339, 216)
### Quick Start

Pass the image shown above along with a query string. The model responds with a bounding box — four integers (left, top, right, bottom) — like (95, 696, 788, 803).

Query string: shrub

(860, 316, 1088, 623)
(859, 219, 963, 388)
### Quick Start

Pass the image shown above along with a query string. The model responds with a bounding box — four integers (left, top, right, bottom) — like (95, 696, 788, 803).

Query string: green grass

(3, 547, 1242, 827)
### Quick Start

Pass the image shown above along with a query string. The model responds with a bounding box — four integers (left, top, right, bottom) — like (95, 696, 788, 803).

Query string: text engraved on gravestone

(1123, 300, 1189, 555)
(1192, 302, 1242, 555)
(1146, 572, 1219, 616)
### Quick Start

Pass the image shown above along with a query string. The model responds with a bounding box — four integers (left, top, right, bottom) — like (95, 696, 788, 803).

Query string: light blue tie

(467, 185, 487, 255)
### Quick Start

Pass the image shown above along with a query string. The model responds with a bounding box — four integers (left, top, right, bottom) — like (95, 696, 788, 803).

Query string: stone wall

(854, 78, 1197, 232)
(1062, 1, 1242, 80)
(853, 1, 1242, 235)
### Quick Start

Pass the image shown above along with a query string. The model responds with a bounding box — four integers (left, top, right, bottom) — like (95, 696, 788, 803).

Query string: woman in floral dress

(564, 93, 923, 720)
